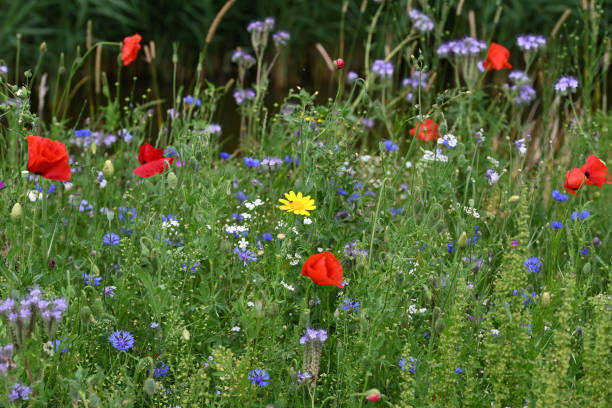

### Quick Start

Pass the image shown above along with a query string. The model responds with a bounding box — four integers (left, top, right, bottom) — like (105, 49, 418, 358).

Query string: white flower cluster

(463, 206, 481, 218)
(286, 253, 302, 266)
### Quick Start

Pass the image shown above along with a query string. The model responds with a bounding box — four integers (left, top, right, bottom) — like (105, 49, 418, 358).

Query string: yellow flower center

(288, 200, 305, 211)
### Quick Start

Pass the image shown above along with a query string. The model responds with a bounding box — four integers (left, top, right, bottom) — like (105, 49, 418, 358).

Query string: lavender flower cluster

(408, 9, 434, 33)
(516, 34, 547, 52)
(299, 328, 328, 345)
(437, 37, 487, 57)
(71, 128, 132, 148)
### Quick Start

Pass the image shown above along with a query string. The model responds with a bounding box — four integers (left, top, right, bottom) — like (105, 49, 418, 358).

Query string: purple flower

(384, 139, 398, 151)
(103, 233, 120, 246)
(371, 59, 394, 79)
(233, 89, 256, 105)
(0, 181, 5, 190)
(550, 221, 563, 230)
(248, 368, 270, 387)
(231, 50, 256, 68)
(554, 76, 579, 95)
(220, 152, 231, 159)
(399, 357, 416, 373)
(524, 257, 542, 273)
(508, 70, 530, 84)
(297, 371, 311, 382)
(9, 383, 32, 402)
(513, 84, 536, 106)
(82, 274, 102, 286)
(273, 31, 291, 47)
(109, 330, 135, 351)
(205, 124, 222, 134)
(408, 9, 434, 32)
(340, 298, 360, 312)
(579, 246, 589, 256)
(552, 189, 568, 202)
(571, 210, 591, 220)
(455, 367, 463, 374)
(104, 286, 117, 297)
(299, 328, 328, 345)
(516, 34, 546, 51)
(153, 363, 170, 378)
(243, 157, 260, 168)
(437, 37, 487, 57)
(347, 71, 359, 84)
(234, 247, 258, 266)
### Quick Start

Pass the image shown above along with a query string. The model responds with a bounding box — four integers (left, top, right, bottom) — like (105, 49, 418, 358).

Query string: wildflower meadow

(1, 0, 611, 407)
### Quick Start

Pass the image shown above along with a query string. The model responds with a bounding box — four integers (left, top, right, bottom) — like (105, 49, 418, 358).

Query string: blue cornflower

(82, 273, 102, 286)
(340, 298, 360, 312)
(220, 152, 231, 159)
(118, 207, 137, 221)
(184, 95, 201, 106)
(579, 246, 589, 256)
(54, 338, 68, 354)
(153, 364, 170, 378)
(79, 200, 93, 213)
(74, 129, 91, 138)
(232, 213, 245, 222)
(447, 242, 454, 253)
(182, 261, 200, 274)
(348, 192, 360, 203)
(244, 157, 260, 168)
(551, 190, 568, 202)
(571, 210, 591, 221)
(235, 191, 248, 203)
(550, 221, 563, 230)
(336, 188, 348, 196)
(234, 247, 258, 266)
(390, 207, 403, 217)
(109, 330, 135, 351)
(455, 367, 463, 374)
(262, 232, 273, 242)
(524, 257, 542, 273)
(248, 368, 269, 387)
(103, 233, 120, 246)
(384, 139, 399, 151)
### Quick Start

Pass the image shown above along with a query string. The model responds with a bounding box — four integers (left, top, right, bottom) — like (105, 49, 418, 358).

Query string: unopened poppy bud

(182, 328, 190, 341)
(335, 58, 345, 69)
(40, 42, 47, 53)
(79, 305, 92, 326)
(365, 389, 381, 403)
(10, 202, 23, 223)
(102, 160, 114, 179)
(434, 316, 446, 335)
(592, 237, 601, 246)
(143, 378, 156, 396)
(167, 171, 178, 190)
(508, 195, 520, 203)
(457, 231, 468, 248)
(541, 292, 551, 306)
(582, 262, 591, 274)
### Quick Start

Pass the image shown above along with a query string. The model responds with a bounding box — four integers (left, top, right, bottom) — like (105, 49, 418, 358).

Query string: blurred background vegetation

(2, 0, 610, 88)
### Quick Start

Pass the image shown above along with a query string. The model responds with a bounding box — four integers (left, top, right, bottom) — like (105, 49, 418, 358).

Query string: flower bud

(102, 160, 114, 179)
(10, 203, 23, 223)
(457, 231, 468, 248)
(143, 378, 156, 396)
(365, 389, 381, 403)
(182, 328, 190, 341)
(79, 305, 93, 326)
(508, 195, 520, 203)
(434, 316, 446, 335)
(592, 237, 601, 246)
(541, 292, 551, 306)
(335, 58, 345, 69)
(167, 171, 178, 190)
(582, 262, 591, 275)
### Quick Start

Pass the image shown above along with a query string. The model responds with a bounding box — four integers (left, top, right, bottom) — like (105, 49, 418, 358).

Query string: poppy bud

(40, 42, 47, 53)
(11, 203, 23, 223)
(457, 231, 468, 248)
(541, 292, 551, 306)
(582, 262, 591, 274)
(182, 328, 190, 341)
(434, 316, 446, 335)
(79, 305, 93, 326)
(335, 58, 345, 69)
(103, 159, 114, 179)
(592, 237, 601, 246)
(508, 195, 520, 203)
(365, 389, 381, 403)
(167, 171, 178, 190)
(143, 378, 156, 396)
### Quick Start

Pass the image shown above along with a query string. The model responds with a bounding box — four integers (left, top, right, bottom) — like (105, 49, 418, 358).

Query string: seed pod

(508, 195, 520, 203)
(434, 316, 446, 335)
(79, 305, 92, 326)
(582, 262, 591, 275)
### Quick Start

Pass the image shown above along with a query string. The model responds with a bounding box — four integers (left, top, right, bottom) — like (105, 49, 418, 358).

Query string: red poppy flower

(581, 154, 611, 188)
(409, 118, 439, 142)
(302, 251, 344, 288)
(133, 142, 173, 177)
(122, 34, 142, 66)
(482, 42, 512, 70)
(564, 168, 585, 195)
(26, 135, 71, 181)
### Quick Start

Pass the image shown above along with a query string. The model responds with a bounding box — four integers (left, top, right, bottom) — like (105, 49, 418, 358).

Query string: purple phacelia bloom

(231, 50, 256, 68)
(273, 31, 290, 47)
(371, 59, 394, 79)
(512, 84, 536, 106)
(299, 328, 328, 345)
(516, 34, 546, 51)
(554, 76, 579, 95)
(233, 88, 256, 105)
(9, 383, 32, 402)
(408, 9, 434, 32)
(437, 37, 487, 57)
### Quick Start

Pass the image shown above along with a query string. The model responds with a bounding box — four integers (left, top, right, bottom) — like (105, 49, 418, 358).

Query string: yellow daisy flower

(278, 191, 316, 216)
